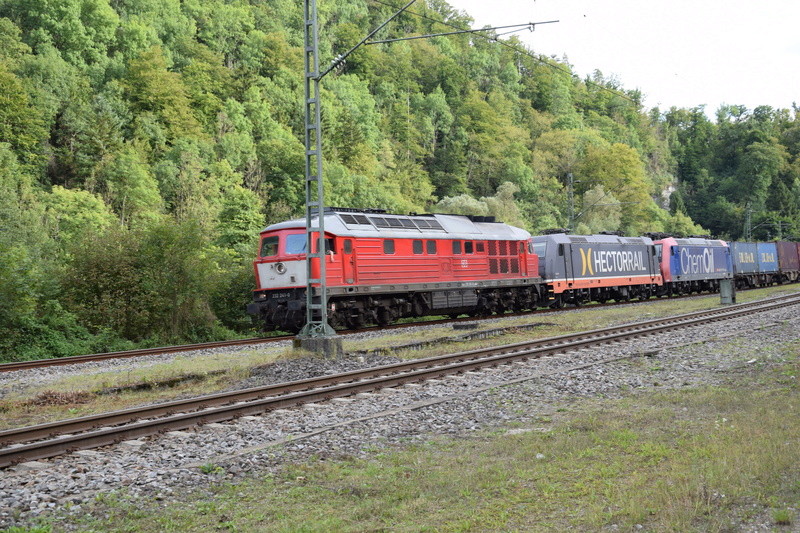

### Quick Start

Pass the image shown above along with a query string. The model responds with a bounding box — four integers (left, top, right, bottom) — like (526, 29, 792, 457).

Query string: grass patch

(51, 348, 800, 532)
(0, 347, 292, 429)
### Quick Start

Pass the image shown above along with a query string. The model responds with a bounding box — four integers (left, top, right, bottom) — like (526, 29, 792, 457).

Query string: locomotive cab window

(413, 240, 423, 254)
(343, 239, 353, 254)
(452, 241, 462, 255)
(464, 241, 474, 254)
(426, 240, 437, 254)
(311, 237, 335, 254)
(384, 239, 395, 254)
(260, 236, 279, 257)
(285, 234, 307, 255)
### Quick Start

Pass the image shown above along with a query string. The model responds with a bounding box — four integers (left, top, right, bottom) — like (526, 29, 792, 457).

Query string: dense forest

(0, 0, 798, 360)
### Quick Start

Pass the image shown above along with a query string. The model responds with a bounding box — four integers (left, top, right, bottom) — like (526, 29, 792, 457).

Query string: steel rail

(2, 294, 799, 468)
(0, 336, 295, 373)
(0, 315, 501, 372)
(3, 287, 791, 373)
(4, 292, 797, 447)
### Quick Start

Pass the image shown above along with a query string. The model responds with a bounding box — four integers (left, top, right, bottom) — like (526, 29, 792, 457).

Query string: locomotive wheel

(412, 297, 426, 317)
(328, 310, 346, 330)
(377, 307, 393, 326)
(347, 311, 366, 329)
(271, 305, 288, 331)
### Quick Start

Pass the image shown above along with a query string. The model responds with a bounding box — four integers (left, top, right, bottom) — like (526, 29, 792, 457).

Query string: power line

(366, 21, 557, 45)
(367, 0, 641, 106)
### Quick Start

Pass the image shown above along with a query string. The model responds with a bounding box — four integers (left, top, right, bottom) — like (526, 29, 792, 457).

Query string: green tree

(216, 185, 264, 249)
(42, 186, 117, 247)
(0, 17, 31, 62)
(578, 143, 659, 235)
(64, 219, 225, 342)
(574, 185, 622, 234)
(98, 144, 163, 225)
(124, 46, 204, 141)
(1, 0, 119, 69)
(0, 62, 47, 169)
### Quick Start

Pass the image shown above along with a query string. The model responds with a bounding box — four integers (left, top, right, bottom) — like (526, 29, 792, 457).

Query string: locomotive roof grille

(415, 219, 445, 230)
(265, 209, 528, 239)
(339, 213, 371, 225)
(356, 215, 445, 231)
(370, 216, 391, 228)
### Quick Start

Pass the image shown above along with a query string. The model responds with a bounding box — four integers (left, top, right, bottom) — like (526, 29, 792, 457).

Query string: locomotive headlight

(275, 262, 287, 275)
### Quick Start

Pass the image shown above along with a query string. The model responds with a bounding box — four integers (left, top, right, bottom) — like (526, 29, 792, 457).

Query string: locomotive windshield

(260, 236, 278, 257)
(285, 234, 307, 254)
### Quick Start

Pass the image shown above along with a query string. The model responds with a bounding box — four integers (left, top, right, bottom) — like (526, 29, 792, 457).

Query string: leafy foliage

(0, 0, 796, 360)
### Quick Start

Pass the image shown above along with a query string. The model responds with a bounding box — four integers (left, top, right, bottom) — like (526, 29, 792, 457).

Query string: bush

(62, 218, 228, 343)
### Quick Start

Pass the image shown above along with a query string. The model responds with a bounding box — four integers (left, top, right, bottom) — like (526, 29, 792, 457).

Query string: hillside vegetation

(0, 0, 798, 359)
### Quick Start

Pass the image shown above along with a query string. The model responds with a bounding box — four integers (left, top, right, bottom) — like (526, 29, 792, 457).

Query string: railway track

(0, 335, 294, 373)
(0, 288, 775, 373)
(0, 315, 485, 373)
(2, 292, 799, 469)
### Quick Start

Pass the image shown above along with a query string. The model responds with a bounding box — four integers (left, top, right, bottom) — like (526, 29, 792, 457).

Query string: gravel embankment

(1, 301, 799, 530)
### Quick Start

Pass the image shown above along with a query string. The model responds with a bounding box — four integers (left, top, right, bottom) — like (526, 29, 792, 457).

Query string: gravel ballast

(1, 299, 799, 530)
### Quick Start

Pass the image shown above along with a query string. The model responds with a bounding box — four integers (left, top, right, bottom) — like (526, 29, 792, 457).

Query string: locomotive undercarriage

(249, 270, 799, 332)
(656, 279, 722, 297)
(734, 273, 780, 289)
(250, 285, 544, 332)
(551, 284, 658, 308)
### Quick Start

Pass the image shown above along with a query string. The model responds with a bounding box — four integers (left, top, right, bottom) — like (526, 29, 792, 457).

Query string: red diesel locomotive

(248, 208, 544, 331)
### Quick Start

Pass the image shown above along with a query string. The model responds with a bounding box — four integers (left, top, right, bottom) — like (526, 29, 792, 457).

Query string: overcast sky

(441, 0, 799, 116)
